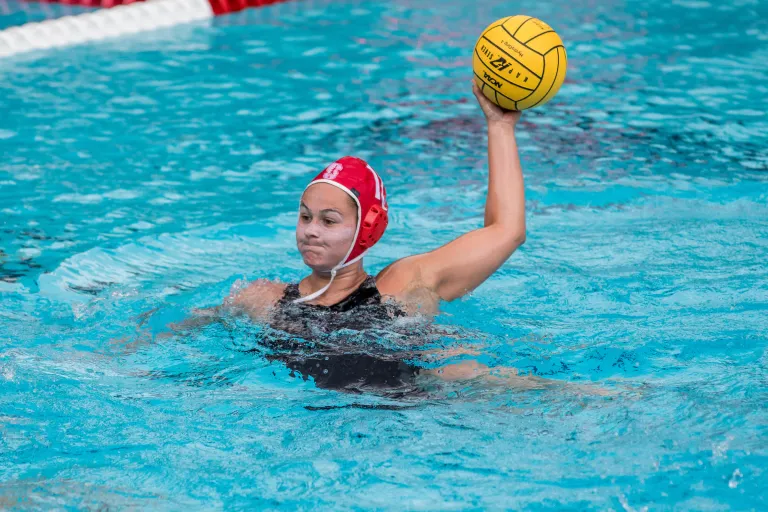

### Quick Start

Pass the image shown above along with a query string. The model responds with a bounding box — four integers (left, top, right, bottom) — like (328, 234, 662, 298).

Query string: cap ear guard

(359, 205, 388, 248)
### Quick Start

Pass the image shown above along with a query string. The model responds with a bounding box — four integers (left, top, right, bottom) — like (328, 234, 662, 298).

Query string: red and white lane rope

(0, 0, 290, 58)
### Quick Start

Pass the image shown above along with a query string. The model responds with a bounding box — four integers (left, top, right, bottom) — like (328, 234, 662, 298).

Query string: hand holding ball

(473, 15, 567, 110)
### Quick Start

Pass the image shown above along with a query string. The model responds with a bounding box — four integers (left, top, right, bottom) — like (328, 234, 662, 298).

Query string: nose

(303, 218, 322, 239)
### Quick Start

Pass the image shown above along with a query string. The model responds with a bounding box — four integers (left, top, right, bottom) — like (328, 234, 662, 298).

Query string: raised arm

(379, 82, 526, 301)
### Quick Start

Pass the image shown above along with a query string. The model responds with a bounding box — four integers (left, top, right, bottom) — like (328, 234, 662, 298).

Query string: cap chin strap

(291, 250, 368, 305)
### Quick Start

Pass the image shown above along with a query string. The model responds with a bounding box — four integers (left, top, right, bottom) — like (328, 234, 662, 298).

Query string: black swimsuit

(259, 275, 426, 397)
(271, 275, 405, 334)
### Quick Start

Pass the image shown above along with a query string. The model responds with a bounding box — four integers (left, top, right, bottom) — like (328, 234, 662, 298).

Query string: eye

(323, 218, 336, 226)
(300, 214, 311, 221)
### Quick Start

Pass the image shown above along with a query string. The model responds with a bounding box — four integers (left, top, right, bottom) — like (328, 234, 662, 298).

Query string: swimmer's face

(296, 183, 358, 271)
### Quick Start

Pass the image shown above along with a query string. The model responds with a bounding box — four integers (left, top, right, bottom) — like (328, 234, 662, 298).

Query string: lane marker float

(0, 0, 290, 58)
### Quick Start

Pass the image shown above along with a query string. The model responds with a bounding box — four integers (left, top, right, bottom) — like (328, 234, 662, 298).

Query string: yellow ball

(473, 15, 567, 110)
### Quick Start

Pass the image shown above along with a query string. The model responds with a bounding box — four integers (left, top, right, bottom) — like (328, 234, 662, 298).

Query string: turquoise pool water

(1, 0, 767, 508)
(0, 0, 95, 28)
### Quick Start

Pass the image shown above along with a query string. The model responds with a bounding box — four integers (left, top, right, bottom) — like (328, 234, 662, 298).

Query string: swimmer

(123, 83, 598, 396)
(228, 83, 525, 320)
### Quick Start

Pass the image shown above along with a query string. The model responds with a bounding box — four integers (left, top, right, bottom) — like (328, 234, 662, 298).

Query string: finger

(476, 91, 502, 113)
(471, 78, 485, 95)
(471, 80, 482, 98)
(472, 83, 491, 105)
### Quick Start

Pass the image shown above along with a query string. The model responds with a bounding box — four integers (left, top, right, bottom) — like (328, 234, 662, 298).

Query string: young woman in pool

(228, 82, 525, 325)
(171, 82, 530, 388)
(138, 82, 555, 393)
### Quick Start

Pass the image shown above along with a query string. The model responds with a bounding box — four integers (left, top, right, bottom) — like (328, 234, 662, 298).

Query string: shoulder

(376, 254, 436, 291)
(376, 256, 419, 295)
(375, 255, 440, 311)
(226, 278, 287, 320)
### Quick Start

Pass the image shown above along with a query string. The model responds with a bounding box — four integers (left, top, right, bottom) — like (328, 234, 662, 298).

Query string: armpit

(383, 283, 440, 317)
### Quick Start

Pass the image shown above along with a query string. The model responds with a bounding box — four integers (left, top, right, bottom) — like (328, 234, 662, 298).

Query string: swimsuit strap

(279, 275, 381, 311)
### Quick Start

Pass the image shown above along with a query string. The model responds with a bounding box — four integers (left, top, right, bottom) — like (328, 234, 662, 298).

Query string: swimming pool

(1, 0, 767, 508)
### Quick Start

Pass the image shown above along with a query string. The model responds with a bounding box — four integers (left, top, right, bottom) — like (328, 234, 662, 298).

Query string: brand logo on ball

(323, 163, 342, 179)
(483, 71, 502, 88)
(490, 56, 512, 72)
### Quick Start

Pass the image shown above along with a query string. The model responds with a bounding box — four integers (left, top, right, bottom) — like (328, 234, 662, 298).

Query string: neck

(300, 261, 367, 305)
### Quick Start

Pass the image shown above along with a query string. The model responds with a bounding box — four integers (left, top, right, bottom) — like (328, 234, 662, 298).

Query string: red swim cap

(305, 156, 389, 268)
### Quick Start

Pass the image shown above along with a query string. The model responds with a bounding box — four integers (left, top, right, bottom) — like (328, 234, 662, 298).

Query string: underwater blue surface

(1, 0, 767, 508)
